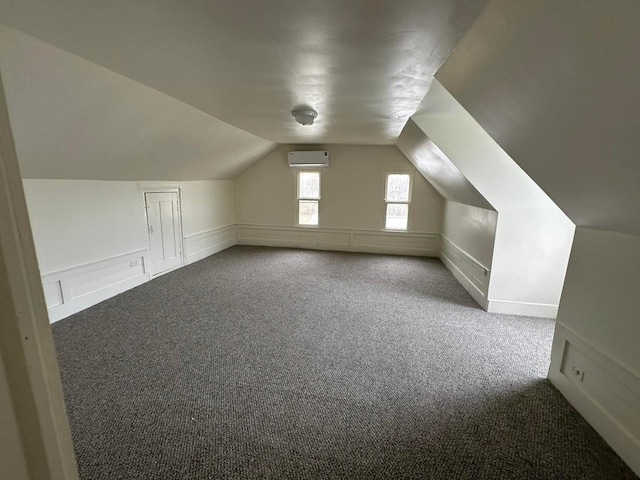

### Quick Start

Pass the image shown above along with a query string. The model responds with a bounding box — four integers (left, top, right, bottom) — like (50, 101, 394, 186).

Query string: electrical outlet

(130, 259, 140, 267)
(570, 363, 585, 382)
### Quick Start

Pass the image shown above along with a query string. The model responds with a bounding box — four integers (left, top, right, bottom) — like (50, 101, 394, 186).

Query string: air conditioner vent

(288, 151, 329, 168)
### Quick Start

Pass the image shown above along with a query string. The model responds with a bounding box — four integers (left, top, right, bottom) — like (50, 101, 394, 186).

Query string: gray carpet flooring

(51, 246, 637, 479)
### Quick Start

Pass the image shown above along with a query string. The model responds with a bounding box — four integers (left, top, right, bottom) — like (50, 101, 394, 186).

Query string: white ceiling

(396, 119, 493, 210)
(437, 0, 640, 236)
(0, 27, 275, 180)
(0, 0, 487, 145)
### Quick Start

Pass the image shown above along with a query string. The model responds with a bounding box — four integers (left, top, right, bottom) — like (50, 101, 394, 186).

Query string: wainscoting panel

(236, 224, 439, 257)
(549, 323, 640, 475)
(184, 225, 236, 265)
(42, 249, 150, 323)
(439, 236, 490, 309)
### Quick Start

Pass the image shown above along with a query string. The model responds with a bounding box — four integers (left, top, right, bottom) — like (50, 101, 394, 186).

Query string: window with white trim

(297, 171, 320, 226)
(384, 173, 412, 230)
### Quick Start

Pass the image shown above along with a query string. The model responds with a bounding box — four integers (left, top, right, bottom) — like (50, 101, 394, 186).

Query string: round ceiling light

(291, 108, 318, 126)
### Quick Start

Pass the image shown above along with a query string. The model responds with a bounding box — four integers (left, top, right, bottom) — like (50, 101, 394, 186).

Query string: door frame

(139, 183, 186, 276)
(0, 71, 79, 478)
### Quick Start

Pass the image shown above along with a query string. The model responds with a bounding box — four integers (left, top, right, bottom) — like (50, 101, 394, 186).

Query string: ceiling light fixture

(291, 108, 318, 126)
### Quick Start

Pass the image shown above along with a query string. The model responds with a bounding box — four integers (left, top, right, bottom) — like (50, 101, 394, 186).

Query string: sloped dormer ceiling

(0, 26, 275, 180)
(396, 119, 493, 210)
(436, 0, 640, 237)
(0, 0, 488, 145)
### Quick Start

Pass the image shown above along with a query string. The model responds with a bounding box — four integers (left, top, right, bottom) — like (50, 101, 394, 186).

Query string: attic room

(0, 1, 638, 479)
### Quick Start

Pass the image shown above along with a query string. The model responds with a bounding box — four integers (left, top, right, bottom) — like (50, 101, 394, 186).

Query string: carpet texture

(52, 246, 637, 479)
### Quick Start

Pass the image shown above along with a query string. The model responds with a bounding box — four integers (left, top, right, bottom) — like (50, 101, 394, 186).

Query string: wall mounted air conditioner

(288, 151, 330, 168)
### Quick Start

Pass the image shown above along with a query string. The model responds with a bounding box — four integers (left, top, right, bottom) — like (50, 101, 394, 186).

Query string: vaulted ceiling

(2, 0, 638, 241)
(0, 0, 487, 145)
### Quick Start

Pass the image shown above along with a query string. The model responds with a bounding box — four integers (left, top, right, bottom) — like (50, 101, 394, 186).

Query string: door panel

(145, 192, 182, 275)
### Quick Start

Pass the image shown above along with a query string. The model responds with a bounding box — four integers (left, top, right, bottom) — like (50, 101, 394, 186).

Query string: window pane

(386, 174, 410, 202)
(385, 203, 408, 230)
(298, 200, 319, 225)
(299, 172, 320, 199)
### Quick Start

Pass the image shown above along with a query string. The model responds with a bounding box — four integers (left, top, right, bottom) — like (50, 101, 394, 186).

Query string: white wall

(23, 180, 148, 274)
(412, 80, 575, 317)
(439, 201, 496, 308)
(234, 145, 444, 257)
(548, 228, 640, 474)
(22, 179, 235, 321)
(235, 145, 443, 232)
(442, 202, 496, 269)
(180, 180, 235, 237)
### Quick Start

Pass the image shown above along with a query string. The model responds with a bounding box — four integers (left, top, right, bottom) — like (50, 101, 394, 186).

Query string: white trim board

(43, 249, 151, 323)
(486, 299, 558, 319)
(42, 225, 238, 322)
(438, 236, 490, 310)
(184, 224, 236, 265)
(235, 224, 440, 257)
(548, 323, 640, 476)
(438, 237, 560, 319)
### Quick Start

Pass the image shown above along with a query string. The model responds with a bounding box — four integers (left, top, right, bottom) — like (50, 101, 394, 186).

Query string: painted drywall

(396, 119, 493, 211)
(412, 80, 575, 313)
(0, 26, 275, 181)
(436, 0, 640, 237)
(180, 180, 235, 237)
(555, 228, 640, 373)
(235, 145, 444, 233)
(23, 180, 148, 275)
(548, 227, 640, 474)
(442, 202, 496, 269)
(23, 179, 234, 274)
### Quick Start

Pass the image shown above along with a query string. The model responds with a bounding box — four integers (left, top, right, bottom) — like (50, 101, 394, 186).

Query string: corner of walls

(439, 235, 490, 310)
(181, 179, 237, 265)
(411, 80, 575, 319)
(437, 201, 496, 310)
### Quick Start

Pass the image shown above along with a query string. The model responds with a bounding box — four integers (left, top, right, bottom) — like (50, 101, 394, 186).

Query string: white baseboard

(486, 299, 559, 319)
(42, 249, 151, 323)
(235, 224, 440, 257)
(184, 225, 236, 265)
(548, 323, 640, 475)
(439, 236, 490, 309)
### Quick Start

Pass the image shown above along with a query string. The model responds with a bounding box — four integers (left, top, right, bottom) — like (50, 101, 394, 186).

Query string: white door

(145, 192, 182, 275)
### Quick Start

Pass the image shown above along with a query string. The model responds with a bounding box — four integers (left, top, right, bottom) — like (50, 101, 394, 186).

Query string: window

(297, 171, 320, 226)
(385, 173, 412, 230)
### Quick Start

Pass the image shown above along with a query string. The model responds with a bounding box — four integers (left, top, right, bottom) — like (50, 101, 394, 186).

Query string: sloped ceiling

(0, 26, 275, 180)
(0, 0, 487, 145)
(411, 79, 575, 306)
(396, 119, 493, 210)
(436, 0, 640, 236)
